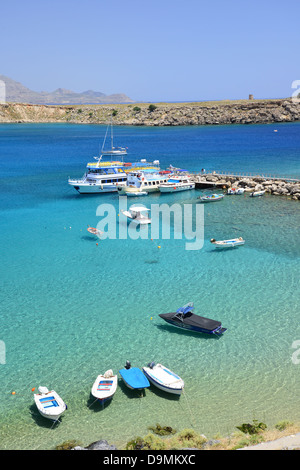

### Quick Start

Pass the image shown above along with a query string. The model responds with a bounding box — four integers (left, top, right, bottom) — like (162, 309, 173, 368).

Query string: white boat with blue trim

(210, 237, 245, 248)
(34, 386, 67, 422)
(159, 173, 195, 193)
(142, 362, 184, 395)
(91, 370, 118, 404)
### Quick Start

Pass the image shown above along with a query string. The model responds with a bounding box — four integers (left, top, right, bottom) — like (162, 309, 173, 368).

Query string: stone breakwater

(195, 173, 300, 200)
(0, 98, 300, 125)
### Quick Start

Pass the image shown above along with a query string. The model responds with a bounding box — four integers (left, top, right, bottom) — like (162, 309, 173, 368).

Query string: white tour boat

(34, 386, 67, 422)
(121, 205, 151, 224)
(159, 173, 195, 193)
(117, 161, 170, 195)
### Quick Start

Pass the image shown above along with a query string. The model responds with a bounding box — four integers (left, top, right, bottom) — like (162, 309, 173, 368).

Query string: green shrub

(148, 104, 157, 112)
(133, 106, 141, 112)
(236, 419, 267, 435)
(275, 421, 293, 431)
(55, 439, 82, 450)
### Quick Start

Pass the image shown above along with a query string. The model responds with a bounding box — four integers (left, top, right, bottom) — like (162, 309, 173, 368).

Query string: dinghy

(34, 386, 67, 422)
(119, 361, 150, 391)
(121, 206, 151, 224)
(91, 370, 118, 404)
(249, 190, 265, 197)
(142, 362, 184, 395)
(210, 237, 245, 248)
(227, 187, 245, 195)
(199, 193, 224, 202)
(87, 226, 103, 237)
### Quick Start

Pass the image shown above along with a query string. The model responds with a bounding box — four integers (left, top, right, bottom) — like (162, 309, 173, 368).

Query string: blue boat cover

(119, 367, 150, 389)
(176, 302, 194, 315)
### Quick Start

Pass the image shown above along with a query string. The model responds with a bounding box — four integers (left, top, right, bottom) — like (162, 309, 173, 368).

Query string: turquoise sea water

(0, 122, 299, 450)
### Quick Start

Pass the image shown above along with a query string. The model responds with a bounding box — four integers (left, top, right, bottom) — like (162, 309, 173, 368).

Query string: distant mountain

(0, 75, 134, 104)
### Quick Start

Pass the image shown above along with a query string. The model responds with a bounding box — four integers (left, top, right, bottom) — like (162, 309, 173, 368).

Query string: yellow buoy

(158, 245, 161, 249)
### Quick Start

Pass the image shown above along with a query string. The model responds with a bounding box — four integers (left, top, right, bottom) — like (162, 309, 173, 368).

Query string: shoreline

(0, 98, 300, 126)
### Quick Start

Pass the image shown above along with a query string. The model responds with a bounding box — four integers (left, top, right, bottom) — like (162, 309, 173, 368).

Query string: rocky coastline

(0, 98, 300, 126)
(195, 173, 300, 200)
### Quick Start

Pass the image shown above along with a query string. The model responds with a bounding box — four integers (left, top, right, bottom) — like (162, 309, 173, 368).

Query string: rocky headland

(0, 98, 300, 126)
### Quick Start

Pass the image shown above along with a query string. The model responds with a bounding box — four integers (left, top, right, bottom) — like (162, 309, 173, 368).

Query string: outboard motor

(148, 362, 155, 369)
(125, 360, 131, 370)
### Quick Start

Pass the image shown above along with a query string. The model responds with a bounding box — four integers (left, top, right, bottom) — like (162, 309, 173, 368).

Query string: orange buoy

(31, 387, 35, 392)
(11, 391, 16, 395)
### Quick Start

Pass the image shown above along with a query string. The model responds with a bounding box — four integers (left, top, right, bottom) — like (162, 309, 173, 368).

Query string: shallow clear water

(0, 123, 299, 449)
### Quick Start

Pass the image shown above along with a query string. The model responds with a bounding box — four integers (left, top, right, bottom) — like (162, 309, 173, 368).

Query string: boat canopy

(175, 302, 194, 316)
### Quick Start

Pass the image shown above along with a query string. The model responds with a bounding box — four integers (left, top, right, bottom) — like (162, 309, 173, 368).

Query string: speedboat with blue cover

(159, 303, 227, 336)
(142, 362, 184, 395)
(119, 361, 150, 391)
(34, 386, 67, 422)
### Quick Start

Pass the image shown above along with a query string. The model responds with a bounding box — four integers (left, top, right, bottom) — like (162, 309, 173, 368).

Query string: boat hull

(119, 367, 150, 390)
(34, 390, 67, 422)
(69, 182, 119, 194)
(159, 312, 226, 336)
(91, 374, 118, 403)
(159, 184, 195, 193)
(142, 365, 184, 395)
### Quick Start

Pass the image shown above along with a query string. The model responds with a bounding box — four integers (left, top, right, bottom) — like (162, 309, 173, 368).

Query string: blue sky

(1, 0, 300, 102)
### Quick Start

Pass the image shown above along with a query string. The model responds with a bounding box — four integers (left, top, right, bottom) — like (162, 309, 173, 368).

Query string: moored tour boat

(142, 362, 184, 395)
(159, 302, 227, 336)
(91, 370, 118, 404)
(34, 386, 67, 422)
(159, 174, 195, 193)
(210, 237, 245, 248)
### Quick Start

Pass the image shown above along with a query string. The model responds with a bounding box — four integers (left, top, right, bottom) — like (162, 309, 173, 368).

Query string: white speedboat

(159, 174, 195, 193)
(210, 237, 245, 248)
(34, 386, 67, 422)
(249, 190, 265, 197)
(199, 193, 224, 202)
(91, 370, 118, 404)
(121, 205, 151, 224)
(142, 362, 184, 396)
(227, 187, 245, 195)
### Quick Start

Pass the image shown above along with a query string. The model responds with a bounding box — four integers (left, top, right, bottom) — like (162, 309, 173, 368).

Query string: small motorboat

(159, 302, 227, 336)
(87, 225, 103, 237)
(227, 187, 245, 195)
(121, 205, 151, 224)
(126, 191, 148, 197)
(119, 361, 150, 391)
(34, 386, 67, 422)
(249, 190, 265, 197)
(91, 370, 118, 404)
(142, 362, 184, 395)
(158, 175, 195, 193)
(210, 237, 245, 248)
(198, 193, 224, 202)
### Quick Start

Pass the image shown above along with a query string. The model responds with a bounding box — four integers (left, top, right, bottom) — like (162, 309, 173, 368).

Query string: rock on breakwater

(0, 98, 300, 125)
